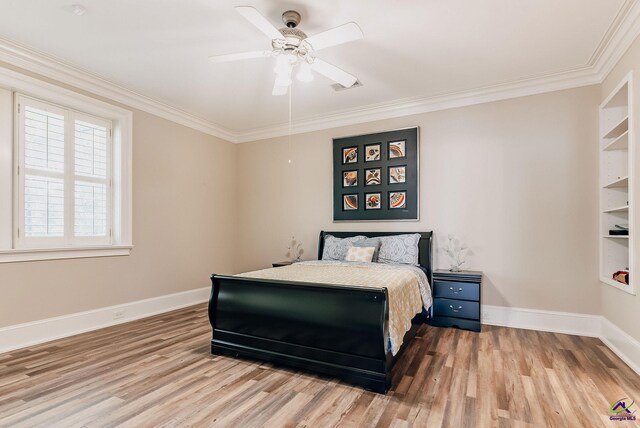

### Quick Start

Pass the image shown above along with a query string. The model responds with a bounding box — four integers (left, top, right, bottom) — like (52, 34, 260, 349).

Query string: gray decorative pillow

(353, 237, 382, 262)
(321, 235, 366, 261)
(377, 233, 421, 266)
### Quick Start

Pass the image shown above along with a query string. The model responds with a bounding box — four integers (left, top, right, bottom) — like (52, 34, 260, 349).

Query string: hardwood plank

(0, 303, 638, 427)
(503, 352, 533, 424)
(261, 391, 315, 427)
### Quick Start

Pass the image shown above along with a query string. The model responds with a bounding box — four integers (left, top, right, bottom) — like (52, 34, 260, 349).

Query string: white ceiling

(0, 0, 631, 135)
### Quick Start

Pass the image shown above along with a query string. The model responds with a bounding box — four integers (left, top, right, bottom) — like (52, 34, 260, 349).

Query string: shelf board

(602, 116, 629, 139)
(603, 235, 629, 239)
(603, 205, 629, 213)
(603, 130, 629, 151)
(603, 176, 629, 189)
(601, 276, 634, 294)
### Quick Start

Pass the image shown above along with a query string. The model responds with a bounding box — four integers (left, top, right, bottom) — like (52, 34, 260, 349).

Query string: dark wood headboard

(317, 231, 434, 281)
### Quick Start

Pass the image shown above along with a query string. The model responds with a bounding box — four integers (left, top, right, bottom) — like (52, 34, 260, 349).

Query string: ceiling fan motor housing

(279, 27, 307, 44)
(274, 18, 311, 60)
(282, 10, 301, 28)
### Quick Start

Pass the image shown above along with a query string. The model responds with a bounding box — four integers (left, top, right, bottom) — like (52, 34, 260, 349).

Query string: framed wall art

(333, 127, 419, 221)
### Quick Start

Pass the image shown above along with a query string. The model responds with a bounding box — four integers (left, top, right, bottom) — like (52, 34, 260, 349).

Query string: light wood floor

(1, 304, 639, 427)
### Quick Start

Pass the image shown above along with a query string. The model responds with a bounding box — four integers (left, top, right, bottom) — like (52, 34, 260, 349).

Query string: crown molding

(234, 66, 601, 142)
(592, 0, 640, 78)
(0, 38, 237, 142)
(237, 0, 640, 143)
(0, 0, 639, 144)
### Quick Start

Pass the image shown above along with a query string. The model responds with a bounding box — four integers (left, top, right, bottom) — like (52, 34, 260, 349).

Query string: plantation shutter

(17, 95, 112, 247)
(22, 103, 66, 238)
(74, 117, 110, 238)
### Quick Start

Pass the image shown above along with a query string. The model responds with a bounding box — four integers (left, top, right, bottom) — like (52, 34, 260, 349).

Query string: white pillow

(345, 246, 376, 262)
(352, 238, 382, 262)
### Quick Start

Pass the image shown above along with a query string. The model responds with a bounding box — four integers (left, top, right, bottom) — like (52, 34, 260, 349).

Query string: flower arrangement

(443, 234, 468, 272)
(285, 236, 304, 262)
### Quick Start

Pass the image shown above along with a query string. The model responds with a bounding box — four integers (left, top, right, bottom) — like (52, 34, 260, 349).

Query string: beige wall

(0, 62, 607, 327)
(0, 67, 237, 327)
(601, 36, 640, 342)
(237, 86, 602, 315)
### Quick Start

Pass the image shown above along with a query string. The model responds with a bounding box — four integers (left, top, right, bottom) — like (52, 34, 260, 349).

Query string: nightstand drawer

(433, 280, 479, 301)
(428, 316, 480, 332)
(433, 299, 480, 320)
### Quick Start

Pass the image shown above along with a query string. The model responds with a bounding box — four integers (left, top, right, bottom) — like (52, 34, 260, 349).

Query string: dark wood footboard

(208, 274, 420, 393)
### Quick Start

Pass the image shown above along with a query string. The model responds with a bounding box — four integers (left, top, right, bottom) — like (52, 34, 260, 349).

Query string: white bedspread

(236, 260, 432, 355)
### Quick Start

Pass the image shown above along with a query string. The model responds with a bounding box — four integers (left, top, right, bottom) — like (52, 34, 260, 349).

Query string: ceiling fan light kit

(209, 6, 363, 96)
(296, 62, 314, 83)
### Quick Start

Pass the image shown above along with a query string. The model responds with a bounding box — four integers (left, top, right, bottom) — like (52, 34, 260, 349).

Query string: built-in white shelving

(599, 72, 635, 295)
(603, 131, 629, 151)
(602, 116, 629, 139)
(603, 176, 629, 188)
(603, 205, 629, 214)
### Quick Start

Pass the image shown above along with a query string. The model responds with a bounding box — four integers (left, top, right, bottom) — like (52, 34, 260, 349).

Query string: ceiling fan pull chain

(288, 84, 293, 165)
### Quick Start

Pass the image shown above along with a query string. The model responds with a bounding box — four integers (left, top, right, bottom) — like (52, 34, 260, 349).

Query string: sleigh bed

(208, 231, 433, 393)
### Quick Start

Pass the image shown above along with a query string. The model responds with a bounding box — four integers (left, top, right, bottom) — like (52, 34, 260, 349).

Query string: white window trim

(0, 66, 133, 263)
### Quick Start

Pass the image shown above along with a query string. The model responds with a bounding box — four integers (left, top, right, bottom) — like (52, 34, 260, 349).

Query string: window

(17, 97, 112, 247)
(0, 70, 132, 263)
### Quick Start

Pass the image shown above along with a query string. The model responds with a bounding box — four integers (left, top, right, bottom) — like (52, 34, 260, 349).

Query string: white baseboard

(0, 287, 210, 354)
(600, 317, 640, 375)
(1, 296, 639, 377)
(482, 304, 602, 337)
(482, 304, 640, 375)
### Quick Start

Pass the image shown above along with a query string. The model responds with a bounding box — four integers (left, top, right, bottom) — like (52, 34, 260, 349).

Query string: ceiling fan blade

(310, 59, 358, 88)
(209, 50, 271, 63)
(272, 82, 289, 96)
(236, 6, 283, 41)
(304, 22, 363, 51)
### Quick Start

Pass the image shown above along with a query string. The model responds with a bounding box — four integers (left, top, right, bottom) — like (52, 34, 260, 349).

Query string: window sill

(0, 245, 133, 263)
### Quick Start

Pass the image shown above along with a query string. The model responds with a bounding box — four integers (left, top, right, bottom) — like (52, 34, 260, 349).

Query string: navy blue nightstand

(429, 270, 482, 332)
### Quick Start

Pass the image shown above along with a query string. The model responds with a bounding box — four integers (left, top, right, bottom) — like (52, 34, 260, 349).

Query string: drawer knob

(449, 305, 463, 312)
(449, 286, 463, 294)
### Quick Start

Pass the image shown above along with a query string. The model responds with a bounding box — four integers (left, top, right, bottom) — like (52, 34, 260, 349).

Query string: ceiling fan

(209, 6, 363, 96)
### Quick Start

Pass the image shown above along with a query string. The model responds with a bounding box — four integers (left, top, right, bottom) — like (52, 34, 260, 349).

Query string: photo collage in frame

(333, 127, 419, 221)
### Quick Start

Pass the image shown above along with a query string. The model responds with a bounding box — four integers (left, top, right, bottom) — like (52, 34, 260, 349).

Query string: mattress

(236, 260, 432, 355)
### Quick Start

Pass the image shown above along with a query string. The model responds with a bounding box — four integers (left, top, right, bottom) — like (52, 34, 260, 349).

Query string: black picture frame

(342, 170, 358, 188)
(364, 168, 381, 186)
(365, 193, 382, 210)
(333, 127, 419, 221)
(388, 165, 406, 184)
(364, 143, 381, 162)
(342, 146, 358, 164)
(343, 194, 358, 211)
